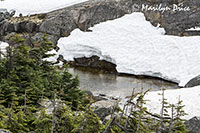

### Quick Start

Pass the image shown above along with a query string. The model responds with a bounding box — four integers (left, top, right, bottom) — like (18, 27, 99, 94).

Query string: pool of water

(68, 68, 179, 97)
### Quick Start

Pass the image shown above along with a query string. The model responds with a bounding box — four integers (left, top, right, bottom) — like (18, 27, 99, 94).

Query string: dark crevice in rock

(68, 55, 118, 74)
(56, 54, 117, 74)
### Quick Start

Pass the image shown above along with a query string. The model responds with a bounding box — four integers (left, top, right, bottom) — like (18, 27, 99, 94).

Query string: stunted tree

(0, 33, 85, 132)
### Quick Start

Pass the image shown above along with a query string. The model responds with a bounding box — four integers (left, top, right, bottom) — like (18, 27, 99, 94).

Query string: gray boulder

(25, 21, 37, 33)
(31, 32, 59, 46)
(3, 22, 15, 34)
(0, 12, 9, 26)
(91, 100, 117, 121)
(185, 116, 200, 133)
(185, 75, 200, 88)
(0, 10, 12, 23)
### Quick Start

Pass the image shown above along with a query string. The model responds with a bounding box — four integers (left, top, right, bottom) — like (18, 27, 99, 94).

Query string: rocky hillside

(141, 0, 200, 36)
(0, 0, 200, 45)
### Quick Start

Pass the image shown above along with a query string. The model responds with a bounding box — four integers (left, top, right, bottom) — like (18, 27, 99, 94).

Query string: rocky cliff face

(0, 0, 135, 45)
(1, 0, 200, 45)
(39, 0, 134, 37)
(141, 0, 200, 36)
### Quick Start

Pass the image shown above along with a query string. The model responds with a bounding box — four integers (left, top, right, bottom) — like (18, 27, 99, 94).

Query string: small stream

(68, 68, 179, 98)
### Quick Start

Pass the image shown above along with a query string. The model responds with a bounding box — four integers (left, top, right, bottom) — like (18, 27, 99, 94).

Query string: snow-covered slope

(0, 0, 88, 16)
(145, 85, 200, 120)
(57, 13, 200, 86)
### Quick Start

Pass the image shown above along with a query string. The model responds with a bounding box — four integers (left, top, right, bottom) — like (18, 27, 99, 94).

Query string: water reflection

(68, 68, 179, 97)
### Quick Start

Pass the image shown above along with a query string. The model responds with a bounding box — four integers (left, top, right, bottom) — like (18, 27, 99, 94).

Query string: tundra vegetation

(0, 34, 188, 132)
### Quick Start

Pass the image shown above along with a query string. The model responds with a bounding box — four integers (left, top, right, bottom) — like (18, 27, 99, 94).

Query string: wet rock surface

(91, 100, 117, 121)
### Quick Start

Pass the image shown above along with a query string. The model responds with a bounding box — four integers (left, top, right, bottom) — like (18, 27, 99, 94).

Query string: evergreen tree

(33, 108, 52, 133)
(0, 33, 85, 132)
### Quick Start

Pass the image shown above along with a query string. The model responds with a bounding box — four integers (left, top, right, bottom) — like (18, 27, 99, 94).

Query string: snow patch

(0, 0, 88, 16)
(0, 42, 9, 58)
(57, 12, 200, 86)
(43, 49, 59, 62)
(145, 85, 200, 120)
(57, 40, 116, 63)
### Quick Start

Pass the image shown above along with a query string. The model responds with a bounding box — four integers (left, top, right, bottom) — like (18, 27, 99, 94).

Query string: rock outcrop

(91, 100, 117, 121)
(185, 75, 200, 88)
(134, 0, 200, 36)
(0, 0, 135, 45)
(39, 0, 134, 37)
(1, 0, 200, 45)
(70, 55, 117, 74)
(0, 11, 44, 37)
(185, 116, 200, 133)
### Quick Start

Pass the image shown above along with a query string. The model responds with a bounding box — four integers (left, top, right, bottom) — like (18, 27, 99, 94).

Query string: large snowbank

(57, 13, 200, 86)
(0, 0, 88, 16)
